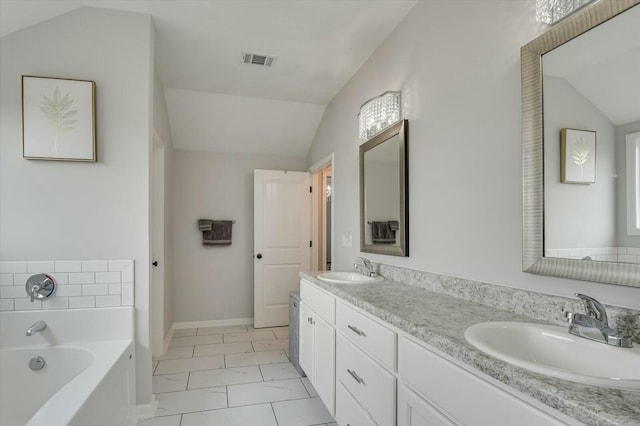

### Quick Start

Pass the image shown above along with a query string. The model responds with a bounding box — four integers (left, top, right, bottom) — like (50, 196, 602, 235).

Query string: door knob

(152, 261, 158, 267)
(256, 254, 262, 259)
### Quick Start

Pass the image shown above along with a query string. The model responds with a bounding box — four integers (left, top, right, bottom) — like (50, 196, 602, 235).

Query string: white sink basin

(317, 271, 384, 284)
(464, 322, 640, 391)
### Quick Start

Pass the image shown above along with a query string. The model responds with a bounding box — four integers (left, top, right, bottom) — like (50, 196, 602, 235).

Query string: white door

(254, 169, 311, 327)
(398, 385, 456, 426)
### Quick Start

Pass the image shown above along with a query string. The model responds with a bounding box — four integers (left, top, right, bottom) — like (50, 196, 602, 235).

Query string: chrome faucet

(354, 257, 376, 277)
(565, 294, 632, 348)
(26, 320, 47, 336)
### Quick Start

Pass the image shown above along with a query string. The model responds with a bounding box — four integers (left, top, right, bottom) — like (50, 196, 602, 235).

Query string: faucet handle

(575, 293, 608, 325)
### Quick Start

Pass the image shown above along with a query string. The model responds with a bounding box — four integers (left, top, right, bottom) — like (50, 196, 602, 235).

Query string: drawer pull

(347, 325, 366, 337)
(347, 368, 365, 385)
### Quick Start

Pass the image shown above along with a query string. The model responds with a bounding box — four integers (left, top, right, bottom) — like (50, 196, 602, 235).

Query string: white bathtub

(0, 308, 136, 426)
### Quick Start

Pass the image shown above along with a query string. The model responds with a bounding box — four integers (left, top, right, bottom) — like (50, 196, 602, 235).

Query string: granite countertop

(300, 272, 640, 426)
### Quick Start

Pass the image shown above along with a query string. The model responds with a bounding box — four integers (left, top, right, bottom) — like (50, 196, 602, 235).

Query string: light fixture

(358, 91, 401, 141)
(535, 0, 596, 25)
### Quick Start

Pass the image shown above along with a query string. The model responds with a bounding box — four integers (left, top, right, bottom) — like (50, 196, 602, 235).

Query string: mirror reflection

(543, 5, 640, 265)
(360, 119, 408, 257)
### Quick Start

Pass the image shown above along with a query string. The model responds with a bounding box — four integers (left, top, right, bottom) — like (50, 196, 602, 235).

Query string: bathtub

(0, 308, 136, 426)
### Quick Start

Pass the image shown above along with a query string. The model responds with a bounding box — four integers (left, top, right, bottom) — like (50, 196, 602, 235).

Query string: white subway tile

(12, 273, 31, 286)
(121, 282, 134, 306)
(96, 271, 120, 284)
(42, 297, 69, 310)
(96, 295, 121, 307)
(617, 247, 628, 255)
(619, 254, 637, 264)
(55, 261, 82, 273)
(49, 273, 69, 285)
(121, 263, 134, 283)
(27, 261, 55, 273)
(14, 299, 42, 311)
(557, 249, 570, 257)
(108, 284, 121, 295)
(82, 284, 108, 296)
(0, 299, 14, 311)
(0, 262, 27, 273)
(82, 260, 108, 272)
(1, 286, 27, 299)
(69, 296, 95, 309)
(69, 272, 95, 284)
(627, 247, 640, 256)
(109, 260, 132, 271)
(56, 285, 82, 297)
(0, 274, 13, 286)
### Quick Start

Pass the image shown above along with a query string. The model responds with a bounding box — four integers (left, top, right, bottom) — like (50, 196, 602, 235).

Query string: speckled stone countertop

(300, 272, 640, 426)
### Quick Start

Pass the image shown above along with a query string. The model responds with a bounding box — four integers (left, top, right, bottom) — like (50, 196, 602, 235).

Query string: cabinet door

(314, 314, 336, 415)
(398, 384, 456, 426)
(299, 302, 314, 380)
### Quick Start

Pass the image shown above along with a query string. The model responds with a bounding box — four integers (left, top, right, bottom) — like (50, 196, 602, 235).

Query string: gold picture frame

(22, 75, 96, 162)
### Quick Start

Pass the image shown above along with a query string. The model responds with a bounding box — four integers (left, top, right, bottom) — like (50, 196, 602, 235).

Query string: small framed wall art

(560, 128, 596, 184)
(22, 75, 96, 162)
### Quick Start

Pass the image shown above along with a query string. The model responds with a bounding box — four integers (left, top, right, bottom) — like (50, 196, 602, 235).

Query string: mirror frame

(360, 119, 409, 257)
(521, 0, 640, 287)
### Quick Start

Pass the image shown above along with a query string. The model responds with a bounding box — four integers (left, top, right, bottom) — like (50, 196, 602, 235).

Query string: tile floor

(138, 325, 337, 426)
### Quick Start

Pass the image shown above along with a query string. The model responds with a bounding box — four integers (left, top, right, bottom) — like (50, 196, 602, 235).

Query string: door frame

(151, 130, 165, 357)
(309, 153, 334, 271)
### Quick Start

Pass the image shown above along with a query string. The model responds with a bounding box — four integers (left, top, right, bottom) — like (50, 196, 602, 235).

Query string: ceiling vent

(242, 51, 276, 68)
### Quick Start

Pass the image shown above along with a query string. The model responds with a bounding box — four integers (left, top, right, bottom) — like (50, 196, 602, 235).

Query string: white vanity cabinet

(299, 279, 336, 415)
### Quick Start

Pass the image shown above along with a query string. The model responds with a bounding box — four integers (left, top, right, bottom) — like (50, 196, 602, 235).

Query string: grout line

(178, 414, 183, 426)
(301, 377, 311, 397)
(258, 363, 265, 381)
(191, 345, 195, 358)
(186, 371, 191, 391)
(225, 385, 229, 408)
(271, 402, 280, 426)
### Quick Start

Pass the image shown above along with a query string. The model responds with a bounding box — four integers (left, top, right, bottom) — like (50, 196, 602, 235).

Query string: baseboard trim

(135, 395, 158, 422)
(163, 324, 175, 355)
(173, 317, 254, 330)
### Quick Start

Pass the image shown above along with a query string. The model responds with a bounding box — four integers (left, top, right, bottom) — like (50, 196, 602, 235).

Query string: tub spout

(26, 320, 47, 336)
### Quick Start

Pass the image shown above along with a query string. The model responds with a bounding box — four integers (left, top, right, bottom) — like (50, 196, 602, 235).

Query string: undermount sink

(464, 322, 640, 391)
(317, 271, 384, 284)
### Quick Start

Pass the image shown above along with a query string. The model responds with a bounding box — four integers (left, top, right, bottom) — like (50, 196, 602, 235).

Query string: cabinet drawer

(337, 334, 395, 426)
(300, 280, 335, 324)
(398, 337, 571, 426)
(336, 382, 376, 426)
(336, 301, 396, 370)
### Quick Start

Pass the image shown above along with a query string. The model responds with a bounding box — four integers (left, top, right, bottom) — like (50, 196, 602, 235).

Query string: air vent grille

(242, 51, 276, 67)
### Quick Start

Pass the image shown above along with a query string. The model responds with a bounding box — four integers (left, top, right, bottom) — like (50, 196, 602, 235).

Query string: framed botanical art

(560, 128, 596, 184)
(22, 75, 96, 162)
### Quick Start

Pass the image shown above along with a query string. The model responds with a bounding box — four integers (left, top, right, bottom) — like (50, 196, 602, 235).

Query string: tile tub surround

(300, 271, 640, 426)
(0, 260, 134, 311)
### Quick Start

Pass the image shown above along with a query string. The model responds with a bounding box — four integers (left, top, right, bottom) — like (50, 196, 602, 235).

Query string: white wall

(172, 150, 306, 322)
(306, 0, 640, 309)
(543, 76, 616, 249)
(0, 7, 154, 403)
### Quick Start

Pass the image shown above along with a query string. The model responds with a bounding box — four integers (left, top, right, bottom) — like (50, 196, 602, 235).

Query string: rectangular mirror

(521, 0, 640, 287)
(360, 119, 408, 257)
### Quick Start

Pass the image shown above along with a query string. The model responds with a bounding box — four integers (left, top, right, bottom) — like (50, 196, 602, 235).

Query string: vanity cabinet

(299, 280, 336, 415)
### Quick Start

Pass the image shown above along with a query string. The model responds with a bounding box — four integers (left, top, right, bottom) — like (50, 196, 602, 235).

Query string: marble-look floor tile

(136, 414, 182, 426)
(259, 362, 301, 381)
(252, 338, 289, 352)
(227, 378, 308, 407)
(272, 397, 334, 426)
(223, 331, 276, 343)
(225, 350, 289, 368)
(188, 366, 263, 389)
(169, 335, 223, 347)
(194, 341, 253, 357)
(155, 355, 224, 375)
(247, 325, 289, 332)
(155, 387, 227, 416)
(198, 325, 247, 335)
(273, 328, 289, 339)
(301, 377, 318, 397)
(153, 373, 189, 393)
(181, 403, 277, 426)
(154, 346, 194, 361)
(173, 328, 197, 337)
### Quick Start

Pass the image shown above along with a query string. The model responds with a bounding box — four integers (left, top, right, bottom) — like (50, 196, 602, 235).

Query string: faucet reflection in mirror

(358, 91, 401, 141)
(536, 0, 596, 24)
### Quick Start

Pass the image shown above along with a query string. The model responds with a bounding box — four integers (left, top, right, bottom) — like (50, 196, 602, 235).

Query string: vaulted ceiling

(1, 1, 417, 157)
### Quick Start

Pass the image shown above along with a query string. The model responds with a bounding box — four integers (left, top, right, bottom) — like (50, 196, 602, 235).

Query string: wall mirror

(360, 119, 408, 256)
(521, 0, 640, 287)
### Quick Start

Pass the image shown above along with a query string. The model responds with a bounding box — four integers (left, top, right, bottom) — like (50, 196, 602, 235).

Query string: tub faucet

(565, 294, 632, 348)
(26, 320, 47, 336)
(354, 257, 376, 277)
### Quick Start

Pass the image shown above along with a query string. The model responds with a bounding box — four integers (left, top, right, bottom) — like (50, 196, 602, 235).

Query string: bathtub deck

(138, 325, 337, 426)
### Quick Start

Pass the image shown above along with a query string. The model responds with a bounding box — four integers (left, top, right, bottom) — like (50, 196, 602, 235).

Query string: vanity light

(358, 91, 401, 141)
(535, 0, 596, 25)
